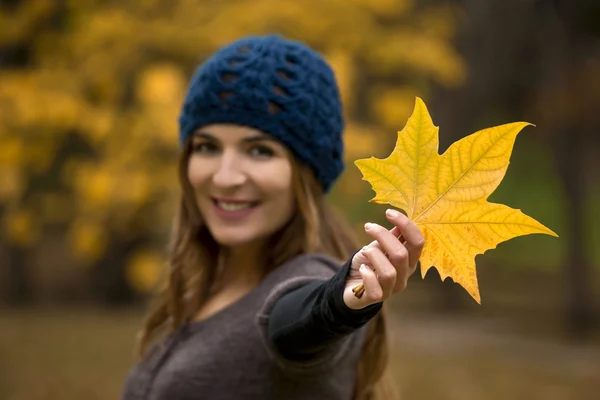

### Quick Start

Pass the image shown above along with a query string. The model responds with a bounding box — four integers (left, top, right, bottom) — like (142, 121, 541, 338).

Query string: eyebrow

(193, 131, 276, 143)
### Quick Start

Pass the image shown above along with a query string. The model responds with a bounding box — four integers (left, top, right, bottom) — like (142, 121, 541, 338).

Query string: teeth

(217, 201, 254, 211)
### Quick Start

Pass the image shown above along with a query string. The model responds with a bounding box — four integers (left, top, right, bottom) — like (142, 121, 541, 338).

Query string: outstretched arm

(267, 255, 381, 361)
(268, 208, 425, 361)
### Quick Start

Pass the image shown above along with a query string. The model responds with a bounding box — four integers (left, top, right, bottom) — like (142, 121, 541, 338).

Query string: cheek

(187, 157, 208, 188)
(256, 162, 292, 197)
(255, 163, 294, 221)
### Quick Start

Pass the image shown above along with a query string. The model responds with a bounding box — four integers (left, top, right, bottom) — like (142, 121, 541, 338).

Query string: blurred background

(0, 0, 599, 399)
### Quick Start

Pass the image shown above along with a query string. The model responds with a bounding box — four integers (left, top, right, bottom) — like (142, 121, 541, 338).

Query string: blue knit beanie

(178, 34, 344, 192)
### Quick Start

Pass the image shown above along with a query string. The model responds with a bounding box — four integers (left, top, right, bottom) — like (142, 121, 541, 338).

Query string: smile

(211, 198, 260, 220)
(217, 201, 254, 211)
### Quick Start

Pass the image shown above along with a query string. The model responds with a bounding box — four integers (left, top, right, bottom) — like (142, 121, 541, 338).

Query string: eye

(249, 144, 274, 158)
(192, 141, 218, 154)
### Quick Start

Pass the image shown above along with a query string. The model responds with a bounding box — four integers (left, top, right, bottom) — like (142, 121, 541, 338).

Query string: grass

(0, 307, 142, 400)
(1, 299, 598, 400)
(387, 312, 600, 400)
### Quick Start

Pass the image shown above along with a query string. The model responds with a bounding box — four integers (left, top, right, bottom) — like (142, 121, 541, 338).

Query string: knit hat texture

(178, 34, 344, 192)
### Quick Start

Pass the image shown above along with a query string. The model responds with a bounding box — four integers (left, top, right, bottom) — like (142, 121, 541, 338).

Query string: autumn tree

(0, 0, 464, 304)
(427, 0, 599, 332)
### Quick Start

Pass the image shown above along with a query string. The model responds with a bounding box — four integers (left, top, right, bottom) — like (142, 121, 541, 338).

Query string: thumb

(344, 264, 383, 310)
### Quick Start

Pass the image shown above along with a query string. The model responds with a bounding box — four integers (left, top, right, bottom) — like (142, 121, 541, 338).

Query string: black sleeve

(267, 254, 383, 361)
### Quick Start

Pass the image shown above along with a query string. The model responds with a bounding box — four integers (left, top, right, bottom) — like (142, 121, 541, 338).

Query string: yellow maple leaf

(355, 97, 558, 304)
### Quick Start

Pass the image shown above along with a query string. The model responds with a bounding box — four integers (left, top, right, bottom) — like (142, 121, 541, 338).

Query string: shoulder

(256, 252, 346, 320)
(262, 252, 344, 287)
(255, 252, 367, 377)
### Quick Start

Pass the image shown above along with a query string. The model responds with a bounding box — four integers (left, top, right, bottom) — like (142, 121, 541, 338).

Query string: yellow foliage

(325, 49, 355, 114)
(0, 137, 24, 166)
(80, 106, 114, 145)
(68, 220, 107, 264)
(40, 193, 71, 224)
(347, 0, 412, 16)
(344, 123, 384, 161)
(371, 85, 420, 128)
(355, 98, 558, 303)
(0, 72, 82, 130)
(0, 167, 24, 201)
(125, 250, 165, 293)
(116, 171, 151, 207)
(365, 30, 465, 86)
(415, 5, 460, 40)
(3, 208, 39, 246)
(27, 140, 57, 174)
(79, 166, 113, 208)
(135, 65, 187, 145)
(137, 64, 186, 106)
(0, 0, 56, 44)
(0, 0, 466, 290)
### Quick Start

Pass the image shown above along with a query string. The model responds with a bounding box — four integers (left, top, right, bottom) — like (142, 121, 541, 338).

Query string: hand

(344, 208, 425, 310)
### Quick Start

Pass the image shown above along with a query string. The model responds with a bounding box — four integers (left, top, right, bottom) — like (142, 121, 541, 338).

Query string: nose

(212, 151, 246, 188)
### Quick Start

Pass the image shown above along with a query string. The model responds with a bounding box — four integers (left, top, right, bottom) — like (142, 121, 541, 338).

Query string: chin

(209, 228, 265, 248)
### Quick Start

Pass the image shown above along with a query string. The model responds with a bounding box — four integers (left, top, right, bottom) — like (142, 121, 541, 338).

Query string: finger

(385, 209, 425, 267)
(363, 247, 397, 298)
(368, 227, 402, 247)
(364, 222, 409, 272)
(359, 264, 384, 304)
(365, 224, 406, 253)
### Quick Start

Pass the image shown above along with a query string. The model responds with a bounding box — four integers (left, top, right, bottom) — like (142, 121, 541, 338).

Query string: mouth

(211, 197, 260, 219)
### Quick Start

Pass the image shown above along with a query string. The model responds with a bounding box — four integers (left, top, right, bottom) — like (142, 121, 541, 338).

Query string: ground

(1, 297, 598, 400)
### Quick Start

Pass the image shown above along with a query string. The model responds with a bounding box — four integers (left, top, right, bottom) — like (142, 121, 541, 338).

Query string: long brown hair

(134, 138, 395, 399)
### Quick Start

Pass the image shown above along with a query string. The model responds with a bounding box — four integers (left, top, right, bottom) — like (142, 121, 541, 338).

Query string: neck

(216, 240, 265, 289)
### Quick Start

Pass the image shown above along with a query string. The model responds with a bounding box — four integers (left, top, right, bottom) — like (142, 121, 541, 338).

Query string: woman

(121, 34, 424, 400)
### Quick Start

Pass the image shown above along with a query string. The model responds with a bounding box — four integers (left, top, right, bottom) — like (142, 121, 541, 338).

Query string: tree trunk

(554, 124, 593, 337)
(538, 0, 595, 338)
(0, 244, 33, 305)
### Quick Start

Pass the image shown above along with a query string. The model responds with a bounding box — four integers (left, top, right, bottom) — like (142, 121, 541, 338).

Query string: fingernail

(359, 264, 368, 273)
(364, 222, 373, 230)
(386, 209, 400, 218)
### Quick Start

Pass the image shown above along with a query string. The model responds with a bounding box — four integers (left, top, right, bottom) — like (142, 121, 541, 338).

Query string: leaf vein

(416, 129, 514, 221)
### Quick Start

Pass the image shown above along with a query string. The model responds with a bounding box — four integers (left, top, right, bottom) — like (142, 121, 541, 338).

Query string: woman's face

(187, 124, 295, 248)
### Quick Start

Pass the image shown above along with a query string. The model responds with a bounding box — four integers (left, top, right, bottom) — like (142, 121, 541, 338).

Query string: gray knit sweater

(121, 253, 368, 400)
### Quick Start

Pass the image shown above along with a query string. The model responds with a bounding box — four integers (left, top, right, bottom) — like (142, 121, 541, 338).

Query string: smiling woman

(121, 34, 424, 400)
(188, 125, 294, 249)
